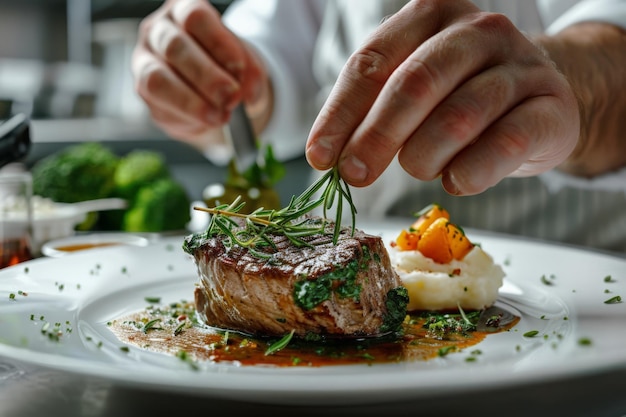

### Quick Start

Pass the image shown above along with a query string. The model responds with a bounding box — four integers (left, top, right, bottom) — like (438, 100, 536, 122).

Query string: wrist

(535, 23, 626, 177)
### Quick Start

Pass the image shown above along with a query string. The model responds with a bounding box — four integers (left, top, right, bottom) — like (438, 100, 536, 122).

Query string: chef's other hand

(306, 0, 579, 196)
(132, 0, 271, 152)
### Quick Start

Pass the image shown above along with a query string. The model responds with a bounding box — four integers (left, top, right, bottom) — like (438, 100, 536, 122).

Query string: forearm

(535, 22, 626, 177)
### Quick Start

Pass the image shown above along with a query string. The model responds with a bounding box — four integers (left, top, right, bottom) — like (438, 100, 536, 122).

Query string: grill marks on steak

(185, 224, 407, 338)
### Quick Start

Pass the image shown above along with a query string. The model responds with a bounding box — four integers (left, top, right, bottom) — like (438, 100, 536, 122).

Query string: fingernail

(342, 155, 368, 183)
(307, 137, 334, 168)
(442, 171, 462, 196)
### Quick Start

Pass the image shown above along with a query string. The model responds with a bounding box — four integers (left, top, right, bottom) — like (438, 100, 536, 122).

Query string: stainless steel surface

(224, 104, 258, 172)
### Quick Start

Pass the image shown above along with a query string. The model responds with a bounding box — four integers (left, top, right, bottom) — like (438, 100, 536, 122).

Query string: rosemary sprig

(193, 166, 356, 257)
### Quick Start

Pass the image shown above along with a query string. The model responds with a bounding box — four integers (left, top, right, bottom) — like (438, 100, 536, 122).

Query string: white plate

(0, 220, 625, 406)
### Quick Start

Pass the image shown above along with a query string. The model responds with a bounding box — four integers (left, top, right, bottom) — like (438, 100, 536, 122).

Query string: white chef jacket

(221, 0, 626, 252)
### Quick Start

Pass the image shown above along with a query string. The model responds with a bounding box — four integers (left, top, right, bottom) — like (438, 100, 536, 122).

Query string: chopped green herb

(438, 345, 457, 357)
(176, 350, 199, 370)
(578, 337, 592, 346)
(174, 322, 186, 336)
(422, 308, 480, 339)
(120, 346, 130, 353)
(540, 274, 554, 286)
(294, 258, 365, 310)
(142, 318, 161, 333)
(265, 329, 295, 356)
(604, 275, 616, 283)
(144, 297, 161, 304)
(604, 295, 622, 304)
(523, 330, 539, 338)
(9, 293, 15, 300)
(380, 287, 409, 334)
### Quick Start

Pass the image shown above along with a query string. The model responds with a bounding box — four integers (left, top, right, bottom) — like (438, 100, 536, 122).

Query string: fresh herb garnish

(176, 350, 199, 370)
(523, 330, 539, 337)
(422, 307, 480, 339)
(540, 274, 554, 286)
(380, 287, 409, 334)
(294, 258, 364, 310)
(174, 322, 186, 336)
(189, 166, 356, 258)
(438, 345, 457, 357)
(604, 275, 617, 283)
(265, 329, 295, 356)
(142, 318, 161, 333)
(604, 295, 622, 304)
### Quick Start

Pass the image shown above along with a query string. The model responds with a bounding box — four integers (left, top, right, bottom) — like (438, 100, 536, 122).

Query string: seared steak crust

(184, 222, 407, 338)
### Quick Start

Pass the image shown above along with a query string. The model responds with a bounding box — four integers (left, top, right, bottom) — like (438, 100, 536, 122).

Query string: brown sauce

(1, 237, 32, 268)
(107, 301, 519, 367)
(56, 242, 120, 252)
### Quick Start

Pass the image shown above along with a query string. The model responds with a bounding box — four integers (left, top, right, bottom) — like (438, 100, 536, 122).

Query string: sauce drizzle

(107, 301, 519, 368)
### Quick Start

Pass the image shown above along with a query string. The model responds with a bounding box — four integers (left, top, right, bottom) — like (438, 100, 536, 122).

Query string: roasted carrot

(417, 217, 453, 264)
(396, 204, 474, 263)
(410, 204, 450, 236)
(446, 222, 473, 260)
(395, 229, 419, 251)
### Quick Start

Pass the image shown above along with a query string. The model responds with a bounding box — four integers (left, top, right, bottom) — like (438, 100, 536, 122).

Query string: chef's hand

(305, 0, 580, 196)
(132, 0, 272, 152)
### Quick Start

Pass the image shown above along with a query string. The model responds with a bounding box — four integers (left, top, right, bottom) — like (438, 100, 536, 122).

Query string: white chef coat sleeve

(222, 0, 325, 161)
(545, 0, 626, 33)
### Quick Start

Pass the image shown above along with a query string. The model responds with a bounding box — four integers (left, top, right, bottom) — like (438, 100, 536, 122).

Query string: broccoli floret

(122, 178, 191, 232)
(114, 150, 170, 201)
(31, 142, 119, 203)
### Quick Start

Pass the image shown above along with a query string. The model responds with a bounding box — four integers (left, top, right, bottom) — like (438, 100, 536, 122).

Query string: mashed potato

(389, 245, 504, 311)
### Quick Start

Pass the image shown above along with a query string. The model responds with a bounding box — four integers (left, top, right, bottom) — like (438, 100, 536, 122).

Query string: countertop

(1, 359, 626, 417)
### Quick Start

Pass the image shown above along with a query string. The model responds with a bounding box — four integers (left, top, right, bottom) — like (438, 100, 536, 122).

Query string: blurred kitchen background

(0, 0, 307, 204)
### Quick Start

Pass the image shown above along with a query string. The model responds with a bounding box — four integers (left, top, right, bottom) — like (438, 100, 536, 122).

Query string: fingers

(306, 0, 580, 194)
(132, 49, 215, 124)
(305, 0, 480, 180)
(305, 0, 469, 171)
(147, 17, 239, 120)
(170, 0, 265, 104)
(397, 62, 532, 182)
(340, 13, 513, 186)
(133, 0, 267, 136)
(440, 93, 579, 195)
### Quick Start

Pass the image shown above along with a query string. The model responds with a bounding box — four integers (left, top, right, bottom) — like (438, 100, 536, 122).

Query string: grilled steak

(183, 219, 408, 338)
